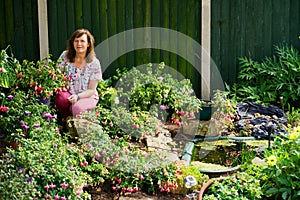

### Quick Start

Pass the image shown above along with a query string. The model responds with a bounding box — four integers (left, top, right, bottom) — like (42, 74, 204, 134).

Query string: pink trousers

(55, 91, 98, 119)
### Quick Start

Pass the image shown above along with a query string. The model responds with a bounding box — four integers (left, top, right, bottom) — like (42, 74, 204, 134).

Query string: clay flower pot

(198, 180, 214, 200)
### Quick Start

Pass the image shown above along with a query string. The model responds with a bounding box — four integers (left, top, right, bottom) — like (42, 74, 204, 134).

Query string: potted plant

(198, 100, 213, 121)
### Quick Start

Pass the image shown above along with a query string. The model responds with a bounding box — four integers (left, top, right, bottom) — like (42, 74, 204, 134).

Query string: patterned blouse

(58, 51, 102, 99)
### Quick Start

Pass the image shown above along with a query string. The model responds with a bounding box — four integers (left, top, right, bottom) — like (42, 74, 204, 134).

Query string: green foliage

(177, 165, 209, 191)
(0, 49, 19, 88)
(260, 127, 300, 200)
(114, 62, 201, 121)
(286, 104, 300, 127)
(228, 45, 300, 109)
(210, 90, 240, 135)
(203, 171, 263, 200)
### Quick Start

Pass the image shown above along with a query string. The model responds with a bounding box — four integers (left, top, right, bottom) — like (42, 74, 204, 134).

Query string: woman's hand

(67, 94, 79, 104)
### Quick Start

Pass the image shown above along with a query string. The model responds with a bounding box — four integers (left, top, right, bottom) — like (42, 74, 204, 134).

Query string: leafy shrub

(260, 127, 300, 199)
(228, 45, 300, 109)
(203, 170, 263, 200)
(113, 62, 201, 122)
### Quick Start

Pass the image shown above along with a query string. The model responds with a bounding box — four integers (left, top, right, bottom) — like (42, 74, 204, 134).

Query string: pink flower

(44, 184, 50, 191)
(49, 184, 56, 189)
(54, 195, 60, 200)
(61, 197, 66, 200)
(60, 183, 68, 189)
(112, 186, 117, 191)
(0, 106, 9, 113)
(133, 186, 139, 192)
(0, 67, 7, 72)
(127, 187, 133, 193)
(140, 174, 145, 180)
(94, 153, 100, 159)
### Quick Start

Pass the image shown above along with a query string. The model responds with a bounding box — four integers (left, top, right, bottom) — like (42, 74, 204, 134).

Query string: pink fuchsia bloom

(54, 195, 60, 200)
(140, 174, 145, 180)
(0, 106, 9, 113)
(61, 197, 66, 200)
(133, 186, 139, 192)
(44, 184, 50, 191)
(44, 194, 51, 199)
(131, 123, 139, 129)
(94, 152, 100, 159)
(116, 177, 122, 183)
(60, 183, 68, 189)
(0, 67, 7, 72)
(160, 105, 169, 110)
(49, 184, 56, 189)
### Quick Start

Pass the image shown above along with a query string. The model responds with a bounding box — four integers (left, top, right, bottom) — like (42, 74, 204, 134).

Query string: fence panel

(211, 0, 300, 86)
(0, 0, 39, 61)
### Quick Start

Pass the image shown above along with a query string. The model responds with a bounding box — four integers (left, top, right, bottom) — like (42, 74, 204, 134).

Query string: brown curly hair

(66, 29, 96, 63)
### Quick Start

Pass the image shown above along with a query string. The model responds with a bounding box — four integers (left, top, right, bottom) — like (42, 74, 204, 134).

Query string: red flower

(0, 106, 9, 113)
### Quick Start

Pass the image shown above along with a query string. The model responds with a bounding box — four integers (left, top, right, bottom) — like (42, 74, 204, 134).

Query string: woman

(55, 29, 102, 119)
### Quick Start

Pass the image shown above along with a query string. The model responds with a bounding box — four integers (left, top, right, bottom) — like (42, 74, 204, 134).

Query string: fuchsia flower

(7, 95, 14, 100)
(33, 123, 40, 128)
(54, 195, 60, 200)
(133, 186, 139, 192)
(160, 105, 169, 110)
(0, 106, 9, 113)
(61, 197, 66, 200)
(44, 184, 50, 191)
(60, 183, 68, 189)
(0, 67, 7, 72)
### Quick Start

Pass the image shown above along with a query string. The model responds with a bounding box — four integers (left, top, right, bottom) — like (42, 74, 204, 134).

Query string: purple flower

(20, 121, 26, 126)
(43, 112, 53, 120)
(24, 111, 31, 116)
(69, 167, 75, 171)
(33, 123, 40, 128)
(22, 125, 30, 131)
(26, 177, 33, 182)
(160, 105, 169, 110)
(7, 95, 14, 100)
(18, 166, 23, 172)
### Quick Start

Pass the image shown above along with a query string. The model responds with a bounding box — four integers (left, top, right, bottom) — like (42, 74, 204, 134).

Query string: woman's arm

(68, 79, 98, 103)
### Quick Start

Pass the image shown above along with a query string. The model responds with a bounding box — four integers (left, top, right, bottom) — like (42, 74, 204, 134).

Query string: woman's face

(73, 34, 90, 55)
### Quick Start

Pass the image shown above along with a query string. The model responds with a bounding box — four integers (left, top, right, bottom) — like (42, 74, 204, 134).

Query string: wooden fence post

(38, 0, 49, 60)
(201, 0, 211, 99)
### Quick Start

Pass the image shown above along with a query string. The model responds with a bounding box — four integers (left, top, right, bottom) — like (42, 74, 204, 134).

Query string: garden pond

(190, 138, 270, 175)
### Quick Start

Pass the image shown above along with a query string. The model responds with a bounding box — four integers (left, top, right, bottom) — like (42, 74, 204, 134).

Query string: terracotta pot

(198, 180, 214, 200)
